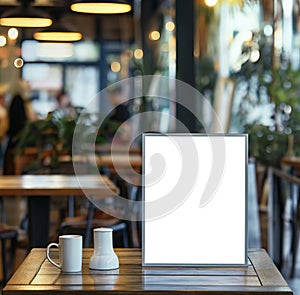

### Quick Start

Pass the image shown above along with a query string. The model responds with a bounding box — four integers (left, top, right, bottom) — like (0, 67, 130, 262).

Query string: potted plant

(14, 108, 123, 173)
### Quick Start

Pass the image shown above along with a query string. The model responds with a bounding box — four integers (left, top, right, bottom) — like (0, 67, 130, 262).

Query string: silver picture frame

(142, 133, 248, 267)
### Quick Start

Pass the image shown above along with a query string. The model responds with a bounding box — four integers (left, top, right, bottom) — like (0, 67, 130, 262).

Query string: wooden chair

(270, 167, 300, 278)
(59, 202, 129, 248)
(57, 154, 142, 249)
(0, 224, 18, 285)
(0, 197, 19, 285)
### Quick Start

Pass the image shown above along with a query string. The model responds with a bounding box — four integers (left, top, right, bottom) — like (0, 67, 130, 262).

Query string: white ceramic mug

(46, 235, 82, 272)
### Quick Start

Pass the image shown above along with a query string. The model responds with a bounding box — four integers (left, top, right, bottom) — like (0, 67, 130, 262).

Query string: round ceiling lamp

(0, 1, 52, 28)
(70, 0, 132, 14)
(34, 22, 82, 42)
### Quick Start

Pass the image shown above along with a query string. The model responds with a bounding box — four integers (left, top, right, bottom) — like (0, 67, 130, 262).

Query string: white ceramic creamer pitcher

(89, 227, 119, 270)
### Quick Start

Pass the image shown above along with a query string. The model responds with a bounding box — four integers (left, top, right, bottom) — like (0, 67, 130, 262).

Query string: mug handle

(46, 243, 61, 269)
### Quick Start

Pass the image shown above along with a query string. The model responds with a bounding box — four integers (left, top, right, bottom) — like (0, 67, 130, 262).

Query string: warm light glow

(8, 28, 18, 40)
(204, 0, 218, 7)
(165, 21, 175, 32)
(70, 2, 131, 14)
(110, 61, 121, 72)
(134, 49, 143, 59)
(244, 31, 253, 42)
(149, 30, 160, 41)
(171, 50, 176, 60)
(14, 58, 24, 68)
(0, 17, 52, 28)
(250, 50, 260, 62)
(34, 31, 82, 42)
(37, 43, 74, 58)
(0, 35, 7, 47)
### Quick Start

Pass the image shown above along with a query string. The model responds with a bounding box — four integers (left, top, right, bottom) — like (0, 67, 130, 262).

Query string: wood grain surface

(3, 248, 293, 295)
(0, 174, 118, 196)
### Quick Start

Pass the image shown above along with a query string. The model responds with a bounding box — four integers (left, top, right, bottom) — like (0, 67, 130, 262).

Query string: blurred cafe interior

(0, 0, 300, 292)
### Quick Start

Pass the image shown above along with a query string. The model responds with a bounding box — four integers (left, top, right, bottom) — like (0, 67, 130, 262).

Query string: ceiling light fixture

(34, 22, 82, 42)
(70, 0, 132, 14)
(0, 0, 52, 28)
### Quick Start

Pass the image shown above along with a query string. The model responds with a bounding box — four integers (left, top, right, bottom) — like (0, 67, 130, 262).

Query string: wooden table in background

(95, 143, 141, 155)
(96, 153, 142, 173)
(3, 248, 293, 295)
(281, 156, 300, 169)
(0, 175, 118, 249)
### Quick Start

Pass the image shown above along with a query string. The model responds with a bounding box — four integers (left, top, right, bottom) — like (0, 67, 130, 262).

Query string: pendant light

(0, 0, 52, 28)
(33, 21, 82, 42)
(70, 0, 132, 14)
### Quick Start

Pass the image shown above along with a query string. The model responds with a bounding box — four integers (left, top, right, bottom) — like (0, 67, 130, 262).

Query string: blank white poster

(142, 134, 247, 266)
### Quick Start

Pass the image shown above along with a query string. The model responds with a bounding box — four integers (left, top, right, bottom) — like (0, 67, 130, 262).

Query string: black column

(140, 0, 161, 75)
(175, 0, 197, 132)
(28, 197, 50, 248)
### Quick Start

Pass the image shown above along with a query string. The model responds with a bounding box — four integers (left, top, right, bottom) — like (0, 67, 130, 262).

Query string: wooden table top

(281, 156, 300, 168)
(95, 153, 142, 175)
(95, 143, 141, 154)
(97, 154, 142, 168)
(3, 248, 293, 295)
(0, 174, 118, 197)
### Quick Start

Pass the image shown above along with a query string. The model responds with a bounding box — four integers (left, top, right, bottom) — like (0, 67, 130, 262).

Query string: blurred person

(107, 86, 131, 123)
(54, 90, 76, 117)
(103, 85, 132, 144)
(0, 83, 9, 170)
(57, 90, 71, 108)
(3, 79, 37, 175)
